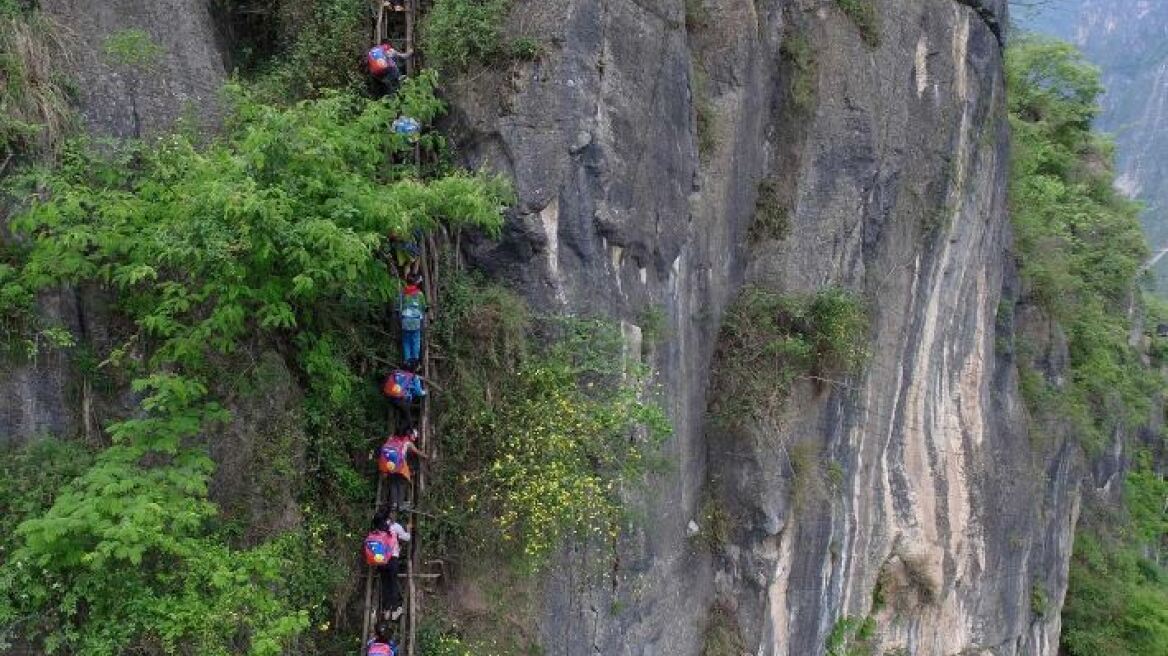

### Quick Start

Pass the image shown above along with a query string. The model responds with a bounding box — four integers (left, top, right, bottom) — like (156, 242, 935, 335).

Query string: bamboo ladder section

(360, 2, 432, 654)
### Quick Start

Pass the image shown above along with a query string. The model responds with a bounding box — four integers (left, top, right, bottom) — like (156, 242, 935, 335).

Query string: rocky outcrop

(449, 0, 1078, 654)
(40, 0, 227, 138)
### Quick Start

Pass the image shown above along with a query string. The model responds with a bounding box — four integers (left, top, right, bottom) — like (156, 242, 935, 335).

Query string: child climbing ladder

(361, 2, 433, 653)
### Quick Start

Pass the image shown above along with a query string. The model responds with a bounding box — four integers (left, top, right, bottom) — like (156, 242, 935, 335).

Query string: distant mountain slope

(1023, 0, 1168, 283)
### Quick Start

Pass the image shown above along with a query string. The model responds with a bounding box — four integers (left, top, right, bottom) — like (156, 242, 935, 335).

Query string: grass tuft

(834, 0, 881, 47)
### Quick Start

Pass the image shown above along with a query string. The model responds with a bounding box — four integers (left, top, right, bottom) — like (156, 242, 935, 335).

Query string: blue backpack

(382, 370, 414, 400)
(393, 116, 420, 136)
(367, 45, 396, 77)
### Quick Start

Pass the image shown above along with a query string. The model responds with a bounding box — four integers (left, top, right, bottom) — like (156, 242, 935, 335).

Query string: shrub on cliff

(422, 0, 511, 73)
(708, 286, 868, 430)
(0, 75, 509, 654)
(0, 4, 74, 162)
(426, 270, 670, 574)
(1007, 34, 1168, 655)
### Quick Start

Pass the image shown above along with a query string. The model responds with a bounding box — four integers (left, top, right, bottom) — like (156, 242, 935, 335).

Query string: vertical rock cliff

(448, 1, 1073, 654)
(2, 0, 1092, 654)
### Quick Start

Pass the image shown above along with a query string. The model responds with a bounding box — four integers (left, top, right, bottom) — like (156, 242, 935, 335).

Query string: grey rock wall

(1, 0, 228, 447)
(40, 0, 227, 139)
(448, 0, 1075, 655)
(0, 288, 83, 445)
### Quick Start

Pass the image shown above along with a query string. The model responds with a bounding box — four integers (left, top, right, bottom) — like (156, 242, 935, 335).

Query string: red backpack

(367, 45, 396, 77)
(368, 642, 394, 656)
(382, 370, 411, 399)
(363, 530, 398, 566)
(378, 439, 412, 478)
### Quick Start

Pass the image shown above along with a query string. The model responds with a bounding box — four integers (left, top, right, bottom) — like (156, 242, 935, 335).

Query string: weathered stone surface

(0, 289, 81, 445)
(40, 0, 227, 138)
(449, 1, 1072, 654)
(209, 351, 306, 543)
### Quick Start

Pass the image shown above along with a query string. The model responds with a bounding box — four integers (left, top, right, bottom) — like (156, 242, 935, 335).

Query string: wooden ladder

(361, 3, 435, 653)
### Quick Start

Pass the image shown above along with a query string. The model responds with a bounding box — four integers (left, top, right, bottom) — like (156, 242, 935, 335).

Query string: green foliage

(420, 628, 474, 656)
(1061, 459, 1168, 656)
(1007, 35, 1168, 655)
(871, 569, 887, 612)
(780, 31, 816, 112)
(1031, 583, 1049, 617)
(0, 439, 95, 555)
(685, 0, 709, 32)
(637, 304, 668, 346)
(250, 0, 367, 99)
(826, 616, 876, 656)
(422, 0, 512, 74)
(701, 603, 745, 656)
(789, 441, 834, 513)
(709, 286, 868, 429)
(102, 28, 164, 72)
(0, 7, 74, 160)
(833, 0, 881, 48)
(692, 66, 717, 160)
(481, 327, 668, 568)
(0, 381, 314, 655)
(419, 617, 542, 656)
(1143, 292, 1168, 365)
(510, 37, 543, 62)
(1007, 35, 1157, 453)
(750, 179, 790, 242)
(693, 492, 732, 555)
(426, 270, 670, 573)
(0, 80, 510, 653)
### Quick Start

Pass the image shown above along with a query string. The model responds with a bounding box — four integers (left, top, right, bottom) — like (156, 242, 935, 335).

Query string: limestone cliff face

(41, 0, 227, 139)
(449, 1, 1072, 654)
(1, 1, 1083, 654)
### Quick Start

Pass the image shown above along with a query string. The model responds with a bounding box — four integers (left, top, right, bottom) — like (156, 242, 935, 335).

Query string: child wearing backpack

(387, 231, 421, 278)
(396, 274, 428, 368)
(364, 507, 411, 621)
(378, 428, 427, 511)
(365, 41, 412, 96)
(366, 620, 400, 656)
(382, 363, 426, 429)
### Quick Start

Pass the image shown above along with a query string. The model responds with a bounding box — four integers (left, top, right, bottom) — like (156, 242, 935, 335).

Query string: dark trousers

(389, 474, 410, 510)
(379, 558, 403, 611)
(393, 399, 418, 430)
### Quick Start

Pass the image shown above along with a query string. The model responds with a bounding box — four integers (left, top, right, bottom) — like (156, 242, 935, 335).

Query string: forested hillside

(1006, 33, 1168, 655)
(1021, 0, 1168, 287)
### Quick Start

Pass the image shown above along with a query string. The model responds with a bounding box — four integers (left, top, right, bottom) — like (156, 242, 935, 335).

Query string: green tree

(0, 74, 510, 654)
(1007, 35, 1153, 452)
